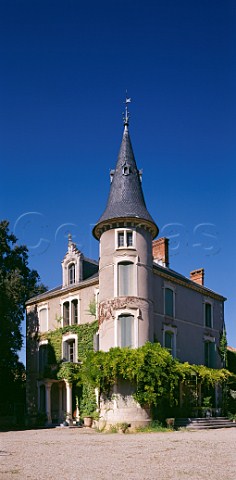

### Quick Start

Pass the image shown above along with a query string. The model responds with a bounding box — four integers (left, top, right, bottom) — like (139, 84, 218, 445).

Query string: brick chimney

(190, 268, 204, 286)
(152, 237, 169, 268)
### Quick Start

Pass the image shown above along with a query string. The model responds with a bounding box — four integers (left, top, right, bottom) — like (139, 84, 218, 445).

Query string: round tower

(93, 101, 158, 352)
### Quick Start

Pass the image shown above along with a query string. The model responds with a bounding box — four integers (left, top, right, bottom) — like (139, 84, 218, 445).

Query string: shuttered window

(205, 303, 212, 328)
(63, 340, 76, 362)
(118, 315, 134, 347)
(63, 302, 70, 326)
(164, 331, 173, 355)
(71, 299, 78, 324)
(39, 308, 47, 332)
(165, 288, 174, 317)
(39, 344, 48, 374)
(204, 342, 215, 368)
(118, 262, 134, 296)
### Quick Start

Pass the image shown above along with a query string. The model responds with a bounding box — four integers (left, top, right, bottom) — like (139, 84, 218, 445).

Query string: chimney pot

(152, 237, 169, 268)
(190, 268, 204, 286)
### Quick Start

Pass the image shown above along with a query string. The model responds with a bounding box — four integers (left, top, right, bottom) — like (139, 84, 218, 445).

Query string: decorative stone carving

(99, 296, 148, 325)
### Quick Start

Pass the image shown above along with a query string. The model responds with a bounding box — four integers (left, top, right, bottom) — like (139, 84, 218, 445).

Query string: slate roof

(93, 125, 158, 239)
(153, 263, 226, 301)
(25, 271, 99, 305)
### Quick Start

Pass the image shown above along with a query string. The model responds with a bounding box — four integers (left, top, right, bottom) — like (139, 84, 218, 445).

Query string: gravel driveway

(0, 427, 235, 480)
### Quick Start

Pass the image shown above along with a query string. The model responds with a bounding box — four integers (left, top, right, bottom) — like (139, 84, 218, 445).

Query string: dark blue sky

(0, 0, 235, 360)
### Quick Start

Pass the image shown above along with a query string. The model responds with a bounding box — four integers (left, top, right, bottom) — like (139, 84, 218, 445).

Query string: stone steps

(175, 417, 236, 430)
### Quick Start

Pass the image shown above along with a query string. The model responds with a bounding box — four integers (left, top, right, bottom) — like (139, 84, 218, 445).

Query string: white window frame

(114, 255, 138, 297)
(115, 228, 136, 250)
(62, 333, 78, 363)
(38, 304, 49, 332)
(163, 325, 177, 358)
(203, 298, 214, 329)
(114, 308, 139, 348)
(60, 295, 80, 327)
(62, 254, 82, 287)
(163, 283, 175, 318)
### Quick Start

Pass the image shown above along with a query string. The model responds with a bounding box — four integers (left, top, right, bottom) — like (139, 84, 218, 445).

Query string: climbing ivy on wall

(39, 320, 98, 382)
(39, 325, 233, 418)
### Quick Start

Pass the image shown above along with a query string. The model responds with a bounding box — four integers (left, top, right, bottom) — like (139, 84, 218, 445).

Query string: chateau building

(26, 104, 226, 425)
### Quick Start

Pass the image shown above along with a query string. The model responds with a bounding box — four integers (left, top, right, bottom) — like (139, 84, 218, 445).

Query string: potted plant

(202, 396, 212, 418)
(80, 383, 98, 427)
(83, 412, 94, 427)
(165, 417, 175, 429)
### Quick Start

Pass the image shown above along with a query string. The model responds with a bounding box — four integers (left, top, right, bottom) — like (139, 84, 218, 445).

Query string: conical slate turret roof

(93, 124, 158, 239)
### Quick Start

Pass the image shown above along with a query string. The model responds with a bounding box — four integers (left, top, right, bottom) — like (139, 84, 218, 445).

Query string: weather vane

(123, 91, 132, 126)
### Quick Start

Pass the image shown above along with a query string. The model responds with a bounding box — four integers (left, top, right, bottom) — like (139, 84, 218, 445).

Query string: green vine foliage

(79, 382, 97, 417)
(82, 342, 231, 410)
(219, 329, 228, 368)
(87, 299, 96, 317)
(39, 324, 232, 418)
(39, 321, 98, 382)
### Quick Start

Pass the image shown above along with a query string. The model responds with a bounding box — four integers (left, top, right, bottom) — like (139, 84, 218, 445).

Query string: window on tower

(118, 314, 134, 347)
(118, 232, 125, 247)
(116, 229, 134, 249)
(118, 261, 134, 296)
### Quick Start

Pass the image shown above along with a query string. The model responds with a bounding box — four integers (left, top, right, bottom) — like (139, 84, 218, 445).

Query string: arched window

(118, 314, 134, 347)
(62, 298, 79, 326)
(165, 288, 174, 317)
(163, 327, 176, 357)
(205, 303, 212, 328)
(63, 301, 69, 326)
(118, 261, 134, 296)
(68, 263, 75, 285)
(71, 299, 78, 324)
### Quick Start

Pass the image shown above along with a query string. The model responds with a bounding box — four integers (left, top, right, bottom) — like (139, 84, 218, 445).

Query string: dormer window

(68, 263, 75, 285)
(116, 229, 135, 249)
(122, 161, 131, 176)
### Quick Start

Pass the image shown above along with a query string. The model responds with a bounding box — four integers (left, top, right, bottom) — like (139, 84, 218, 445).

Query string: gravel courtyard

(0, 427, 236, 480)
